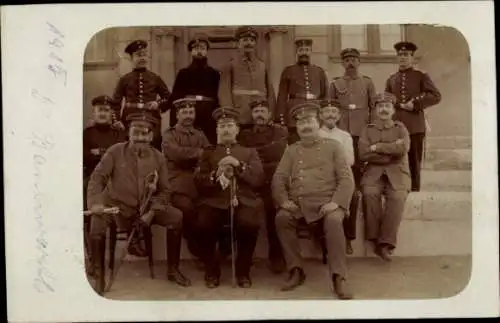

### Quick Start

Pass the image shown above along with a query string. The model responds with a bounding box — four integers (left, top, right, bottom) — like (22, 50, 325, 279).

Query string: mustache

(299, 54, 309, 59)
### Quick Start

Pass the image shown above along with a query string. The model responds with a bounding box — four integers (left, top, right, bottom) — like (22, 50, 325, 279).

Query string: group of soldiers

(83, 26, 441, 299)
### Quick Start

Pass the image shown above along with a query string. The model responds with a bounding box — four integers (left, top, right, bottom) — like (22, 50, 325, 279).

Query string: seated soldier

(272, 102, 355, 299)
(318, 100, 359, 255)
(358, 92, 411, 261)
(238, 99, 288, 274)
(87, 111, 191, 293)
(162, 97, 210, 260)
(83, 95, 126, 274)
(194, 107, 264, 288)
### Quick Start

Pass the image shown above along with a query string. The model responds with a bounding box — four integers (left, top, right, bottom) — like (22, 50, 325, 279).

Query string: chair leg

(144, 227, 155, 279)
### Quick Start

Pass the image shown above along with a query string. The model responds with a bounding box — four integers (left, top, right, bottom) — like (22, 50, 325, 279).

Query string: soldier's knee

(325, 209, 345, 226)
(165, 205, 183, 229)
(275, 210, 293, 227)
(387, 190, 408, 201)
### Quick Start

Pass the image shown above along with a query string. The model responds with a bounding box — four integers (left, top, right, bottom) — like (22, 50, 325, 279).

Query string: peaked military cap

(374, 92, 397, 105)
(235, 26, 258, 40)
(188, 33, 210, 51)
(173, 97, 197, 110)
(320, 99, 341, 110)
(341, 48, 360, 59)
(394, 41, 418, 53)
(290, 102, 320, 120)
(91, 95, 113, 106)
(295, 39, 313, 47)
(125, 40, 148, 55)
(126, 111, 159, 128)
(212, 106, 240, 122)
(249, 99, 269, 110)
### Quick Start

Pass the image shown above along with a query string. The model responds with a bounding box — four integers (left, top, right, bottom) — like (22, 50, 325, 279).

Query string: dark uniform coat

(384, 67, 441, 134)
(358, 120, 411, 190)
(112, 67, 171, 124)
(166, 61, 220, 143)
(272, 138, 355, 224)
(218, 53, 276, 125)
(162, 124, 211, 199)
(87, 142, 172, 218)
(238, 123, 288, 185)
(83, 124, 127, 178)
(276, 63, 329, 127)
(194, 143, 264, 209)
(330, 74, 377, 137)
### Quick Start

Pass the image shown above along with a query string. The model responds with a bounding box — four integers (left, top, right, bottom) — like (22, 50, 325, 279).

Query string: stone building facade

(83, 25, 471, 139)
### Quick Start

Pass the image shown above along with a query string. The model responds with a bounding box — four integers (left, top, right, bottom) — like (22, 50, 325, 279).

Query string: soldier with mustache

(87, 111, 191, 294)
(238, 99, 288, 274)
(218, 26, 276, 130)
(111, 40, 171, 151)
(358, 92, 411, 262)
(162, 97, 211, 261)
(166, 34, 220, 145)
(384, 41, 441, 192)
(276, 39, 329, 144)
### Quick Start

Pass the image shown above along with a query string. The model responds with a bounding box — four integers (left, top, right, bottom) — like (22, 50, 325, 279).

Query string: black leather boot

(90, 236, 106, 295)
(166, 229, 191, 287)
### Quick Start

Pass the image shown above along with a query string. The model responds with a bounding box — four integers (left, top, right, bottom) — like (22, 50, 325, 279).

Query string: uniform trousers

(196, 203, 261, 278)
(344, 136, 362, 241)
(171, 193, 201, 258)
(260, 186, 284, 261)
(362, 173, 409, 249)
(408, 133, 425, 192)
(276, 208, 348, 279)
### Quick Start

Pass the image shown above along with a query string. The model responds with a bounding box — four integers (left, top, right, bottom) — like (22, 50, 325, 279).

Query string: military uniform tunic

(166, 61, 220, 144)
(276, 63, 329, 128)
(218, 53, 276, 126)
(358, 120, 411, 248)
(330, 74, 377, 137)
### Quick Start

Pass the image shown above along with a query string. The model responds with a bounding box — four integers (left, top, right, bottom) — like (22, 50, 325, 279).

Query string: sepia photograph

(82, 24, 472, 301)
(3, 2, 497, 321)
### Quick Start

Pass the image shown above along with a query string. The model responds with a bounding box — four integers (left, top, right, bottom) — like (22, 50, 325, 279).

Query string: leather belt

(290, 93, 317, 100)
(124, 101, 157, 109)
(232, 89, 265, 96)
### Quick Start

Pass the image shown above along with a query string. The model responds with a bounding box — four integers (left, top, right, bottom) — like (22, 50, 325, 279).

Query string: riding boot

(90, 236, 106, 295)
(235, 229, 258, 287)
(166, 228, 191, 287)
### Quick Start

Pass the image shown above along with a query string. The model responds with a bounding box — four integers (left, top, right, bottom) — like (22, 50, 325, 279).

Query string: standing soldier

(166, 34, 221, 145)
(194, 107, 264, 288)
(112, 39, 171, 151)
(272, 102, 355, 299)
(83, 95, 126, 275)
(238, 99, 288, 274)
(358, 92, 411, 261)
(218, 26, 276, 130)
(276, 39, 329, 144)
(87, 111, 191, 294)
(162, 97, 211, 260)
(317, 100, 357, 255)
(385, 41, 441, 192)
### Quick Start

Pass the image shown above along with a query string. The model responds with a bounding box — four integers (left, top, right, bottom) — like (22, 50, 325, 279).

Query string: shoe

(374, 244, 392, 262)
(205, 274, 220, 289)
(167, 267, 191, 287)
(280, 267, 306, 291)
(127, 243, 147, 258)
(237, 275, 252, 288)
(333, 274, 353, 300)
(346, 240, 353, 255)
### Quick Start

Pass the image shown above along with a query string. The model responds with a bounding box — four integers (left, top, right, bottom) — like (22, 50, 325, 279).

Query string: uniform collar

(398, 66, 414, 73)
(133, 67, 147, 73)
(126, 142, 152, 158)
(299, 136, 322, 147)
(373, 119, 395, 129)
(320, 125, 338, 133)
(253, 123, 271, 132)
(175, 123, 195, 134)
(343, 72, 360, 79)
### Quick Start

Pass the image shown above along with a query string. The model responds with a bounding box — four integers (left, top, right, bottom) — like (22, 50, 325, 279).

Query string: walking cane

(229, 175, 238, 288)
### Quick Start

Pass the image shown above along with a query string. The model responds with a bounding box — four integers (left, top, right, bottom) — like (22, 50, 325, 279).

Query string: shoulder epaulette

(362, 75, 372, 79)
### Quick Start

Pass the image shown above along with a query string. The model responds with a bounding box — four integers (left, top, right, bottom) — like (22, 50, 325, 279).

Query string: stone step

(423, 148, 472, 171)
(420, 170, 471, 191)
(144, 191, 471, 261)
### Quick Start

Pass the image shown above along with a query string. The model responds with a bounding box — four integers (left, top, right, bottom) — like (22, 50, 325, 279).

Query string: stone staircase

(148, 135, 472, 261)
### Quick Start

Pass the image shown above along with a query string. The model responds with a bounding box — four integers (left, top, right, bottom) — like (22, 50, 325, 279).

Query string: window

(331, 24, 407, 59)
(340, 25, 368, 52)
